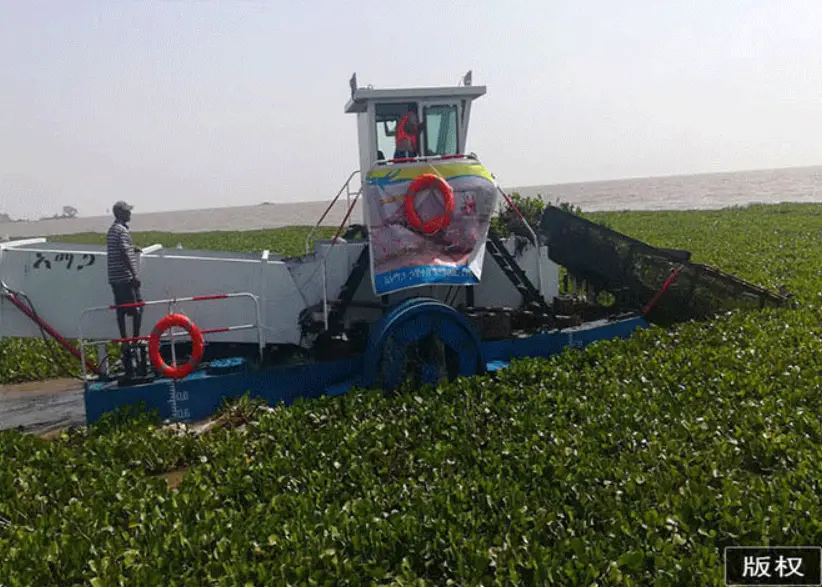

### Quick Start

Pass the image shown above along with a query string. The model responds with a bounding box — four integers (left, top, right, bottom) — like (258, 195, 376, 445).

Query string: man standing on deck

(107, 200, 144, 378)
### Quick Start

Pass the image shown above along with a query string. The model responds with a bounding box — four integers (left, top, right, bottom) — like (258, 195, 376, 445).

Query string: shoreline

(3, 163, 822, 238)
(0, 378, 85, 435)
(0, 377, 81, 399)
(3, 198, 822, 241)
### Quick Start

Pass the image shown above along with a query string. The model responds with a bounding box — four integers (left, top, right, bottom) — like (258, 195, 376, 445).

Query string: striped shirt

(106, 221, 139, 284)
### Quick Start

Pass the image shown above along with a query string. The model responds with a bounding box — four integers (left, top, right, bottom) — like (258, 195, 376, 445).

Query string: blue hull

(83, 315, 647, 425)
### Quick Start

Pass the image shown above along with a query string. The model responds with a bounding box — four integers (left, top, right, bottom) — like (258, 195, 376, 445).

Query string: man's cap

(112, 201, 133, 213)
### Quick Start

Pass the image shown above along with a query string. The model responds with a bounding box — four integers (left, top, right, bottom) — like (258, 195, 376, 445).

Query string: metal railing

(495, 185, 543, 298)
(77, 291, 264, 381)
(317, 190, 364, 331)
(304, 170, 362, 254)
(296, 173, 365, 332)
(0, 279, 100, 374)
(299, 154, 545, 332)
(374, 153, 476, 166)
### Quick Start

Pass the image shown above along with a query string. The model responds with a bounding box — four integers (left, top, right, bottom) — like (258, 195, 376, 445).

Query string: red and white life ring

(404, 174, 455, 235)
(148, 313, 204, 380)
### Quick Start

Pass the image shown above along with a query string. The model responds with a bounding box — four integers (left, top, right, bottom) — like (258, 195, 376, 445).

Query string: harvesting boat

(0, 72, 790, 426)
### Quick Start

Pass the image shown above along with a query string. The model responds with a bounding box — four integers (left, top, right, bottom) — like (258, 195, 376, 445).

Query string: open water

(2, 165, 822, 239)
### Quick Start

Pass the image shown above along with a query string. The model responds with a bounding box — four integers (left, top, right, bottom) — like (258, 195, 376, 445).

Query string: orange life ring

(148, 313, 204, 380)
(404, 174, 454, 235)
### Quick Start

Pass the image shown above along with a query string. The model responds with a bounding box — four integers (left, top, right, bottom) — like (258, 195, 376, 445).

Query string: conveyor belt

(539, 207, 790, 325)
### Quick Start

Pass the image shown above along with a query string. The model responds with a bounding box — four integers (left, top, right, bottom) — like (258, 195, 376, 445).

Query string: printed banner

(364, 159, 499, 295)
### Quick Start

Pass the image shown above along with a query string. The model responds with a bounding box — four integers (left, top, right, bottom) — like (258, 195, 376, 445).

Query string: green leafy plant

(491, 193, 583, 239)
(491, 192, 545, 239)
(1, 203, 821, 584)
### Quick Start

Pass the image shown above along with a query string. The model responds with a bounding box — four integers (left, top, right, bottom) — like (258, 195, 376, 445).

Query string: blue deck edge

(83, 315, 647, 426)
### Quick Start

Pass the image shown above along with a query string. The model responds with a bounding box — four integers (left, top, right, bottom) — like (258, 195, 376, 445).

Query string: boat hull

(83, 315, 647, 425)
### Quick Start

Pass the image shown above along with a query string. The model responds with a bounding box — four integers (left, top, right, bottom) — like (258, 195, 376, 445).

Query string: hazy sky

(2, 1, 821, 219)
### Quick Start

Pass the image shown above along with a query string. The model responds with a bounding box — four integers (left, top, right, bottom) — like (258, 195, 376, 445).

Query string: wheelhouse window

(375, 102, 419, 160)
(423, 104, 459, 156)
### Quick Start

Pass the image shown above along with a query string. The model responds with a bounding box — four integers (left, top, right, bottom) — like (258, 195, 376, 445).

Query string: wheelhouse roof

(344, 85, 487, 114)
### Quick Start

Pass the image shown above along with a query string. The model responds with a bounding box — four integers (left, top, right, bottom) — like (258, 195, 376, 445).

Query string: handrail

(78, 291, 264, 381)
(0, 280, 99, 374)
(374, 153, 475, 166)
(496, 186, 543, 301)
(495, 187, 539, 247)
(643, 264, 684, 316)
(293, 186, 364, 332)
(305, 170, 361, 254)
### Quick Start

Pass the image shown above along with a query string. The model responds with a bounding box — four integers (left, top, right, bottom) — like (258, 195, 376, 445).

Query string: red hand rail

(2, 288, 99, 374)
(643, 265, 683, 316)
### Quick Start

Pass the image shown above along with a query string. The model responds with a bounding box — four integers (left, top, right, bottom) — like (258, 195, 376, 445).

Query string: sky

(2, 0, 822, 220)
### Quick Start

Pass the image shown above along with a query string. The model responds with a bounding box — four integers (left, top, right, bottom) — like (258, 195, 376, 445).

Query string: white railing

(78, 291, 264, 381)
(297, 169, 365, 331)
(304, 170, 362, 254)
(373, 153, 477, 165)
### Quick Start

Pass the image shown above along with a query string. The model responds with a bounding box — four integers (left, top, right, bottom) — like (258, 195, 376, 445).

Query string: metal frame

(495, 186, 543, 295)
(371, 155, 545, 302)
(345, 83, 486, 114)
(347, 72, 486, 202)
(304, 170, 362, 254)
(77, 292, 264, 381)
(0, 279, 99, 374)
(420, 101, 462, 157)
(82, 313, 648, 427)
(295, 168, 371, 333)
(301, 153, 548, 337)
(372, 152, 476, 166)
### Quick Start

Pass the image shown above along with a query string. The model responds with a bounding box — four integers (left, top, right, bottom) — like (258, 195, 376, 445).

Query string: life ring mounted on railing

(404, 174, 455, 235)
(148, 313, 205, 380)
